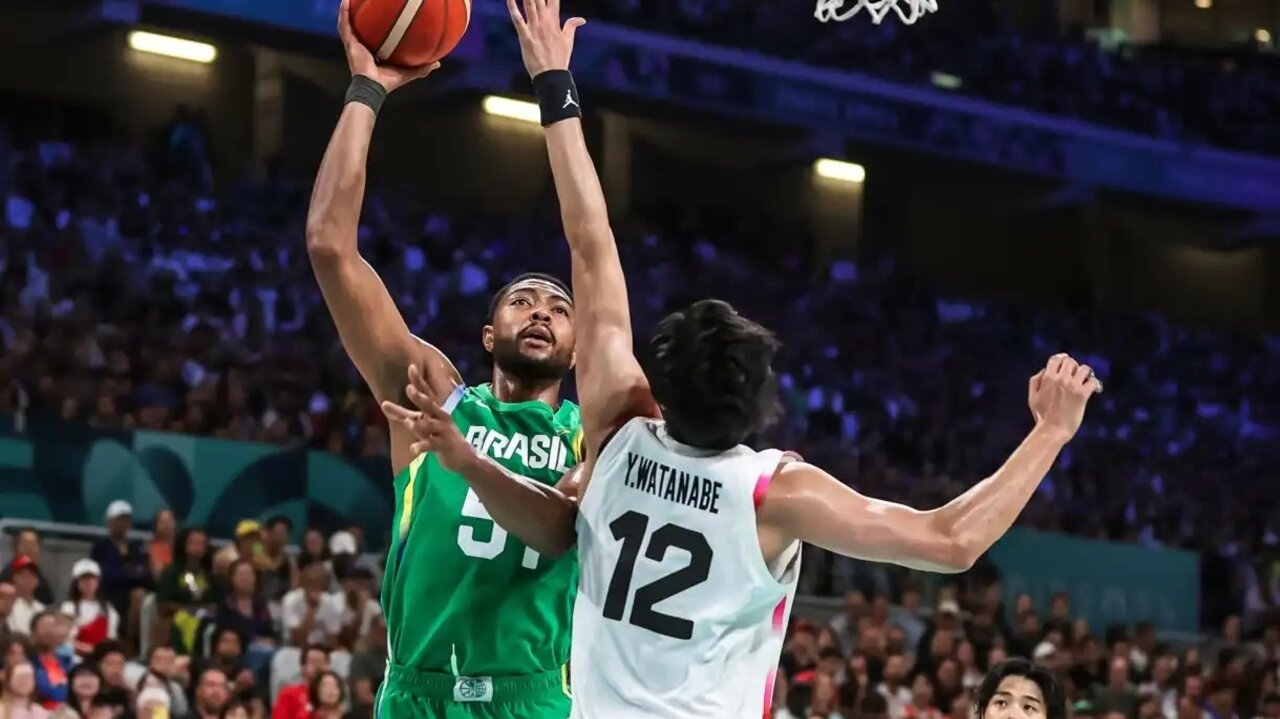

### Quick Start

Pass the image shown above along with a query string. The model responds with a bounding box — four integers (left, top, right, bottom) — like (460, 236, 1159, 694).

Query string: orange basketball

(350, 0, 471, 67)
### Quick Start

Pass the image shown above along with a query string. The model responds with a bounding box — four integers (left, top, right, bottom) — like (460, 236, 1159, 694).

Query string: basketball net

(814, 0, 939, 25)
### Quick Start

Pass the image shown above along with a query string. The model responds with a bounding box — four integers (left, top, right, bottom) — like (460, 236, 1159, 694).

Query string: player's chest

(454, 417, 577, 482)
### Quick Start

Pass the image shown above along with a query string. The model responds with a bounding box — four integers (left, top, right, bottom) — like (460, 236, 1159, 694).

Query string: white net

(814, 0, 939, 25)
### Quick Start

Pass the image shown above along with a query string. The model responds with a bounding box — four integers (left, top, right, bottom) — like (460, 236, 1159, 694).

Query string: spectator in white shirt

(59, 559, 121, 657)
(282, 563, 341, 648)
(878, 654, 914, 719)
(331, 566, 381, 652)
(7, 557, 45, 635)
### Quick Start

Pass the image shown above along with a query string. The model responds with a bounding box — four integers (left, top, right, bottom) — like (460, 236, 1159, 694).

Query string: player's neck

(489, 370, 561, 408)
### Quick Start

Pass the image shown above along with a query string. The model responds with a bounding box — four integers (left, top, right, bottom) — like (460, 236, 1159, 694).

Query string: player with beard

(304, 3, 582, 717)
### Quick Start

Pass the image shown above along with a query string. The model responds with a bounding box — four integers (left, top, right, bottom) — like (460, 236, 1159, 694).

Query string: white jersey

(571, 418, 801, 719)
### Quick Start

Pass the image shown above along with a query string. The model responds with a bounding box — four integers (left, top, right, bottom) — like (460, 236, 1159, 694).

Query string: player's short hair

(974, 658, 1067, 719)
(645, 299, 781, 450)
(486, 273, 572, 322)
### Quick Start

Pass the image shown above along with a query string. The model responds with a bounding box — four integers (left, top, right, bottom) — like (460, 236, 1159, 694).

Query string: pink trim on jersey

(772, 596, 788, 632)
(752, 472, 770, 509)
(761, 596, 791, 717)
(756, 452, 801, 718)
(753, 451, 802, 509)
(762, 668, 778, 719)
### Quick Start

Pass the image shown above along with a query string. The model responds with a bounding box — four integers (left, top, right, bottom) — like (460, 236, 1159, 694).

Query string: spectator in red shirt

(272, 645, 330, 719)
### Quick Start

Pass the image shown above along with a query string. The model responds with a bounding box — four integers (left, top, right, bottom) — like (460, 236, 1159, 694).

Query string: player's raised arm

(306, 0, 459, 416)
(759, 354, 1102, 573)
(509, 0, 657, 463)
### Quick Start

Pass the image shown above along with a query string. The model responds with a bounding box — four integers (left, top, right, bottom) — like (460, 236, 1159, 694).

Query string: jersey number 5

(602, 510, 714, 640)
(457, 488, 541, 569)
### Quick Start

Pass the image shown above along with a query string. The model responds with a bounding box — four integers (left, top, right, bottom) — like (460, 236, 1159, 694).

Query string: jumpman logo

(562, 90, 579, 109)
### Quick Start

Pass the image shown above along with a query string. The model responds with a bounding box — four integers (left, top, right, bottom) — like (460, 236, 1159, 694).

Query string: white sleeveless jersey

(571, 418, 801, 719)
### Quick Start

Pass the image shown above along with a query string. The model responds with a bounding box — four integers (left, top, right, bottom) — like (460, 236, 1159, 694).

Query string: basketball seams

(354, 0, 470, 67)
(376, 0, 426, 61)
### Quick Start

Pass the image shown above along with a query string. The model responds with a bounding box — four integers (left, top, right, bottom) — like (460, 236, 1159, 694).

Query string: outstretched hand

(506, 0, 585, 77)
(338, 0, 440, 92)
(1028, 353, 1103, 443)
(381, 365, 477, 472)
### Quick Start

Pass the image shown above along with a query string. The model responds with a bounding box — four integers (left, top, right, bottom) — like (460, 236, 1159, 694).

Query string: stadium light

(1194, 0, 1211, 8)
(1256, 28, 1272, 44)
(931, 72, 962, 89)
(814, 158, 866, 184)
(482, 96, 540, 124)
(128, 31, 217, 63)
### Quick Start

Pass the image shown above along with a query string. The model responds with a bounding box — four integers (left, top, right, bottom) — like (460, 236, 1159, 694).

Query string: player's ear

(481, 325, 495, 353)
(568, 348, 576, 371)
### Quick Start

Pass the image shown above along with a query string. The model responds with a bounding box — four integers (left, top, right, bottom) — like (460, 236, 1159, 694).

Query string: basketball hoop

(814, 0, 939, 25)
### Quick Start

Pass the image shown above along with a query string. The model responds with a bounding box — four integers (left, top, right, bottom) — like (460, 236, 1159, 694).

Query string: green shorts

(376, 664, 572, 719)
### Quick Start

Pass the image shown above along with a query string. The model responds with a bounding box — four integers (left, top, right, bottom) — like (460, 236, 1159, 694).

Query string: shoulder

(756, 457, 819, 519)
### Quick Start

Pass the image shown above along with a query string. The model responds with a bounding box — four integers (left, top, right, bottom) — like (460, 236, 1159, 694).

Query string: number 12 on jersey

(601, 510, 714, 640)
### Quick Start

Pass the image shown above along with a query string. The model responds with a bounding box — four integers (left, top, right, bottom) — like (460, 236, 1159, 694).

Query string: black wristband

(345, 75, 388, 115)
(532, 70, 582, 127)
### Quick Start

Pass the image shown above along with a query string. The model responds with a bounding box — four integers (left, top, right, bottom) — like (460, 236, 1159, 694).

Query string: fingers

(418, 61, 442, 78)
(563, 16, 586, 44)
(380, 400, 419, 423)
(524, 0, 540, 25)
(337, 0, 355, 40)
(1050, 353, 1078, 378)
(506, 0, 527, 31)
(1028, 369, 1044, 393)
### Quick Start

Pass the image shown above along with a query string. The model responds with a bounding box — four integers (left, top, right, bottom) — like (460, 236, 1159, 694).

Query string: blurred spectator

(331, 567, 379, 653)
(215, 522, 267, 582)
(307, 671, 343, 719)
(213, 560, 277, 672)
(64, 663, 100, 719)
(142, 646, 192, 718)
(203, 626, 260, 713)
(8, 559, 45, 637)
(259, 518, 297, 604)
(191, 666, 230, 719)
(344, 619, 384, 719)
(325, 535, 358, 592)
(89, 501, 150, 636)
(58, 560, 119, 658)
(295, 532, 328, 573)
(27, 611, 71, 709)
(1, 660, 49, 719)
(148, 510, 177, 582)
(155, 528, 215, 655)
(282, 566, 337, 650)
(0, 582, 16, 647)
(272, 645, 329, 719)
(135, 685, 172, 719)
(1, 532, 54, 606)
(89, 641, 131, 710)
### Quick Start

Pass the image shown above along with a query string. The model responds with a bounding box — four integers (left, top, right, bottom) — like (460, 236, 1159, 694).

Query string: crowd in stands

(2, 63, 1280, 716)
(0, 515, 387, 719)
(4, 517, 1280, 719)
(576, 0, 1280, 155)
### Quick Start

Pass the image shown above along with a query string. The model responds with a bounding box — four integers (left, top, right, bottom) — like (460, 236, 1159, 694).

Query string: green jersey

(381, 383, 582, 678)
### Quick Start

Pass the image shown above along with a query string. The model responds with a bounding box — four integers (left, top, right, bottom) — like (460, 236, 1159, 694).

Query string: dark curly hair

(646, 299, 781, 450)
(974, 658, 1068, 719)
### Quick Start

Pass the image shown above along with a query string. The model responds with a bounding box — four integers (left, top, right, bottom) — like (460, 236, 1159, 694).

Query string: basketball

(350, 0, 471, 67)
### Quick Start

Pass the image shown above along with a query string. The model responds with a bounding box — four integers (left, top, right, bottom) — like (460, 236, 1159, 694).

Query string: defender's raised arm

(510, 0, 657, 466)
(759, 353, 1101, 572)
